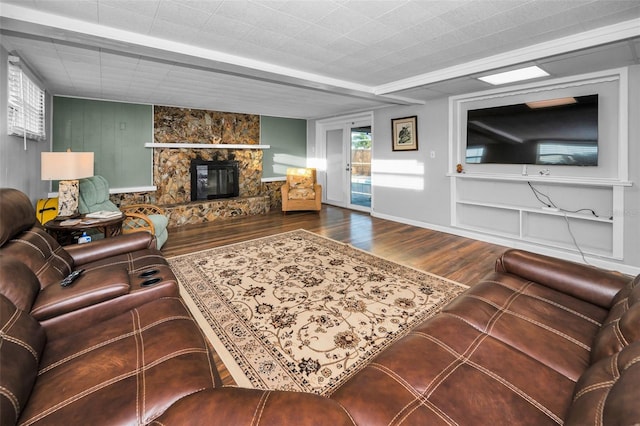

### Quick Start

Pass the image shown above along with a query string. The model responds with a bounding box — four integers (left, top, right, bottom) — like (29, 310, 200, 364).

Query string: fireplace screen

(190, 160, 239, 201)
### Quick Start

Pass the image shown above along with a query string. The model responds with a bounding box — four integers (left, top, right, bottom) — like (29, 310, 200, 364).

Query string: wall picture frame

(391, 116, 418, 151)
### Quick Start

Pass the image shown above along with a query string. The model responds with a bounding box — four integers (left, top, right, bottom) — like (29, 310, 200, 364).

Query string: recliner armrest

(65, 232, 156, 265)
(31, 269, 130, 321)
(495, 249, 631, 308)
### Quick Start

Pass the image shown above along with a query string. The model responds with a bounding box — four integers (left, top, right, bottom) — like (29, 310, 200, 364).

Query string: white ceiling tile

(96, 5, 155, 34)
(32, 0, 99, 21)
(340, 0, 408, 19)
(343, 21, 400, 45)
(268, 0, 342, 22)
(376, 1, 445, 28)
(315, 6, 374, 36)
(171, 0, 224, 14)
(99, 0, 160, 17)
(155, 0, 213, 30)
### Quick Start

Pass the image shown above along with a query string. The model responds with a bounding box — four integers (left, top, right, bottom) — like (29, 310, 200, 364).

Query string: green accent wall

(261, 116, 307, 178)
(52, 97, 153, 189)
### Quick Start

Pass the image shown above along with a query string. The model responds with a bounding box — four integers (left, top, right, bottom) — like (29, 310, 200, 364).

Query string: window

(7, 61, 46, 141)
(465, 147, 484, 163)
(537, 142, 598, 166)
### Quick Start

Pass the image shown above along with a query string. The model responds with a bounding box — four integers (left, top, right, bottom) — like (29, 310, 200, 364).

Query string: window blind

(7, 61, 46, 141)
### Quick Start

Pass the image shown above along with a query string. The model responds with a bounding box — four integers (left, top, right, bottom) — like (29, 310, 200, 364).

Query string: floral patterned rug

(168, 229, 467, 396)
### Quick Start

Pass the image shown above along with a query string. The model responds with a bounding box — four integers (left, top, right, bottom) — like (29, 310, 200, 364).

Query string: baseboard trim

(371, 211, 640, 276)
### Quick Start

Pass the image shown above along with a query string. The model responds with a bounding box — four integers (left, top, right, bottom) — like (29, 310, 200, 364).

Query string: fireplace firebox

(190, 160, 239, 201)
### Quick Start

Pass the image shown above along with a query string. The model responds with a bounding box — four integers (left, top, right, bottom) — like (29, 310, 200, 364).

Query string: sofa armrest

(495, 249, 631, 308)
(281, 182, 290, 198)
(152, 387, 354, 426)
(31, 268, 130, 321)
(65, 232, 156, 266)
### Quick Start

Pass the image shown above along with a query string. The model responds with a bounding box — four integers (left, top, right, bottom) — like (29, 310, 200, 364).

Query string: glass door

(318, 113, 372, 212)
(349, 125, 371, 210)
(324, 128, 346, 206)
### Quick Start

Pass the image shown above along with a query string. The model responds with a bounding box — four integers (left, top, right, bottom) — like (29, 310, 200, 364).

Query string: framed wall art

(391, 116, 418, 151)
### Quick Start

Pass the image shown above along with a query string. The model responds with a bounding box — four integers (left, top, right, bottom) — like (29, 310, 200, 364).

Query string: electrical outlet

(430, 150, 436, 159)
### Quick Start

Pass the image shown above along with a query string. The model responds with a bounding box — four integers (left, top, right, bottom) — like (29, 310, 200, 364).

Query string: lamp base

(57, 179, 80, 218)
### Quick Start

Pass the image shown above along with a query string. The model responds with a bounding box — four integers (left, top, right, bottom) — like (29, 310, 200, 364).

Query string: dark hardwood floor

(161, 204, 509, 385)
(163, 204, 508, 285)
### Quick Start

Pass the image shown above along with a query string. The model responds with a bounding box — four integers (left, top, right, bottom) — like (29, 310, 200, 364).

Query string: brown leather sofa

(154, 250, 640, 425)
(3, 187, 639, 425)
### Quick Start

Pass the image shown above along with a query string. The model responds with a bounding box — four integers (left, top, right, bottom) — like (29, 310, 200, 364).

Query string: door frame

(315, 112, 373, 212)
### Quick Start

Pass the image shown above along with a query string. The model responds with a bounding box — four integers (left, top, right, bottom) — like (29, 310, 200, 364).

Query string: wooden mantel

(145, 143, 270, 149)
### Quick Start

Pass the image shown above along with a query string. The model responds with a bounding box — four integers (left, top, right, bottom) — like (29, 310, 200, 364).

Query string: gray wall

(0, 45, 51, 204)
(372, 98, 451, 226)
(626, 65, 640, 268)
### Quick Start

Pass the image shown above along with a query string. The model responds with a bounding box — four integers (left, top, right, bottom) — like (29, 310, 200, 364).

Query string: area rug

(168, 229, 467, 396)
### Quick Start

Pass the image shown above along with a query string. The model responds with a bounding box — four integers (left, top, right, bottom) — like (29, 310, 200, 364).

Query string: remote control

(61, 269, 84, 287)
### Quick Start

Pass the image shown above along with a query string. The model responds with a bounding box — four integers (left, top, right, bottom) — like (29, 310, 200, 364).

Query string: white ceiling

(1, 0, 639, 119)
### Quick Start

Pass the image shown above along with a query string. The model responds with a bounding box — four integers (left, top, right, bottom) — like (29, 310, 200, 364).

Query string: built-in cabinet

(451, 174, 630, 260)
(448, 68, 631, 263)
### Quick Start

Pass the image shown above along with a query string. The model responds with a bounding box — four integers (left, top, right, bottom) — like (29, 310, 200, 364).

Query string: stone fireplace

(110, 106, 279, 228)
(190, 159, 239, 201)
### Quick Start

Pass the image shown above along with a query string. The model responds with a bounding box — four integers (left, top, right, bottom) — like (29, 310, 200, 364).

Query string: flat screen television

(465, 94, 598, 166)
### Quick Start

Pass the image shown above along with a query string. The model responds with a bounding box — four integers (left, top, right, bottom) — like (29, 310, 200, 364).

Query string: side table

(44, 214, 125, 245)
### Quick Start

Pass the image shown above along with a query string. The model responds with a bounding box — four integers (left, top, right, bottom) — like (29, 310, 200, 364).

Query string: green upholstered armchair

(78, 176, 169, 248)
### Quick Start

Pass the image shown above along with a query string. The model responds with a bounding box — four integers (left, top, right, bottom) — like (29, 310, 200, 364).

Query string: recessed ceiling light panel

(478, 66, 549, 85)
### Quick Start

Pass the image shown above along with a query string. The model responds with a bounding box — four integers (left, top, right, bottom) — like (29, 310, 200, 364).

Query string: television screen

(465, 94, 598, 166)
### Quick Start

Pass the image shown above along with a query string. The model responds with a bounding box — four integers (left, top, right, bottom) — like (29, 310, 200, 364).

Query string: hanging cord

(562, 213, 589, 265)
(527, 182, 557, 208)
(527, 182, 593, 264)
(527, 182, 600, 218)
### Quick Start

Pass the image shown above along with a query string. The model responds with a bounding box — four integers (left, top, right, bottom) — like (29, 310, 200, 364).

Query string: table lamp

(41, 150, 94, 218)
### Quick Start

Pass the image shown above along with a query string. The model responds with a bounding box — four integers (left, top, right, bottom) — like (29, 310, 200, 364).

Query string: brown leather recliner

(0, 278, 221, 425)
(0, 188, 178, 338)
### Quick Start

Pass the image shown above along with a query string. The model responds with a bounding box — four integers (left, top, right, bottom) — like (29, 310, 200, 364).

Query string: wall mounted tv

(465, 94, 598, 166)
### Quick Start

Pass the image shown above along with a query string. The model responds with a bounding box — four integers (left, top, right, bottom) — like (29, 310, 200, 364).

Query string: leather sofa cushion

(153, 387, 354, 425)
(0, 226, 74, 289)
(333, 272, 611, 425)
(0, 188, 37, 246)
(30, 268, 130, 321)
(334, 313, 576, 425)
(495, 249, 628, 308)
(0, 295, 46, 425)
(0, 255, 41, 312)
(590, 275, 640, 363)
(18, 297, 221, 425)
(565, 341, 640, 425)
(443, 272, 608, 381)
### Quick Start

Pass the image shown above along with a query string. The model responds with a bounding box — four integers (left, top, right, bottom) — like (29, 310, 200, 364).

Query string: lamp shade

(41, 152, 94, 180)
